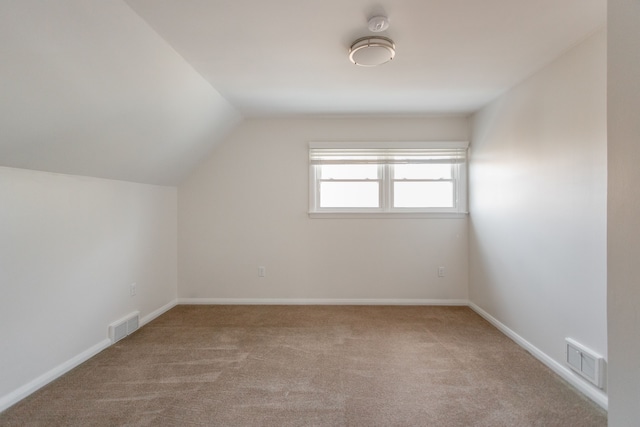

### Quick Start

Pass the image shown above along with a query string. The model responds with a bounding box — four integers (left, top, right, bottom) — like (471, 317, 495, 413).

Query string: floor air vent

(109, 311, 140, 343)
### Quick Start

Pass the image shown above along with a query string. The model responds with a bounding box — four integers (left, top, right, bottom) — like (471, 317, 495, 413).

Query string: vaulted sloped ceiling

(0, 1, 241, 185)
(0, 1, 605, 185)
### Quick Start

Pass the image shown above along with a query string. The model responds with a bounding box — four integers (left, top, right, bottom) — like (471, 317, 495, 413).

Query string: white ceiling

(0, 1, 606, 185)
(126, 0, 606, 116)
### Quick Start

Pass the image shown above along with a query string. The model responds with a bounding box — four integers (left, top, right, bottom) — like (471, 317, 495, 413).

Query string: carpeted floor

(0, 305, 606, 426)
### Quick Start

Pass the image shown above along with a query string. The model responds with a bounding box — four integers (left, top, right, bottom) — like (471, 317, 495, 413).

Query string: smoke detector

(349, 15, 395, 67)
(368, 16, 389, 32)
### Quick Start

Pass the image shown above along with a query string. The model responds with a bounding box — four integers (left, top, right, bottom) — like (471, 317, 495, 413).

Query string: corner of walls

(140, 299, 179, 327)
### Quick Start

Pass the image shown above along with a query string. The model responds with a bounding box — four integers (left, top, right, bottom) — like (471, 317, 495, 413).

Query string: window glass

(320, 182, 379, 208)
(393, 181, 454, 208)
(394, 164, 451, 180)
(309, 144, 468, 215)
(320, 164, 378, 180)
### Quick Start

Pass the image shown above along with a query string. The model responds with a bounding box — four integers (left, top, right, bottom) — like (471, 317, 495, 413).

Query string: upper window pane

(319, 164, 378, 180)
(394, 164, 452, 180)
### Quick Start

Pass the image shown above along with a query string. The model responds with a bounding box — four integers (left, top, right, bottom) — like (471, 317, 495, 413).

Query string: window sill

(308, 212, 468, 219)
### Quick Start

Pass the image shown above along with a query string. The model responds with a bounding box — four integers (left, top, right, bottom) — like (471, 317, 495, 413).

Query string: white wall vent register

(565, 338, 604, 388)
(108, 311, 140, 343)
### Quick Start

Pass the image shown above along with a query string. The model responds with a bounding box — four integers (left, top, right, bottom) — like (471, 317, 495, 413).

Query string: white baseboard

(0, 299, 178, 414)
(0, 338, 111, 413)
(1, 299, 607, 415)
(177, 298, 470, 306)
(140, 299, 178, 326)
(468, 302, 608, 410)
(0, 298, 465, 413)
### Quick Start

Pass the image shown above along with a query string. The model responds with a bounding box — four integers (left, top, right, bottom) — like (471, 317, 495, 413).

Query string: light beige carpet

(0, 305, 606, 426)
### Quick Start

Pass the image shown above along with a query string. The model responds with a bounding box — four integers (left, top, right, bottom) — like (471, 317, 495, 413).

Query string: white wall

(469, 29, 607, 402)
(0, 167, 177, 408)
(178, 117, 469, 302)
(607, 1, 640, 424)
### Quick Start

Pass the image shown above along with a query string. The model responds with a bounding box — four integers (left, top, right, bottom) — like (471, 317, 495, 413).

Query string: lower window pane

(394, 182, 454, 208)
(320, 182, 379, 208)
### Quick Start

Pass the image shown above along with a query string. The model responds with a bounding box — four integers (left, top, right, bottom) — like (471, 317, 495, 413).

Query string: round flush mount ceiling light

(349, 36, 396, 67)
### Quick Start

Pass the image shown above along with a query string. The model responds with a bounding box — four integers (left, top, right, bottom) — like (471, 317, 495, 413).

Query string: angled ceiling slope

(1, 1, 605, 185)
(0, 0, 241, 185)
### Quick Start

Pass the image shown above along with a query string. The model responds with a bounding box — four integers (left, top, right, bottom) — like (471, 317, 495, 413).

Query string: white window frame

(309, 141, 468, 218)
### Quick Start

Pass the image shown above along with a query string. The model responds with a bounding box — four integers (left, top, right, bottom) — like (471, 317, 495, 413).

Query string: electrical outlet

(258, 266, 266, 277)
(130, 282, 137, 296)
(438, 266, 445, 277)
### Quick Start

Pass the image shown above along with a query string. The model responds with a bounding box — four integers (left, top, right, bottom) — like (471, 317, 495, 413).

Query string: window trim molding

(308, 212, 468, 219)
(308, 141, 469, 216)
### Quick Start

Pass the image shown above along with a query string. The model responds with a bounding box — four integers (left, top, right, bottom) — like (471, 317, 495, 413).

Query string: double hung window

(309, 142, 468, 216)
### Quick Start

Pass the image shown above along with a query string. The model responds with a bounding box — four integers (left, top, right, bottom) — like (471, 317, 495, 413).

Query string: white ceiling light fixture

(349, 16, 395, 67)
(349, 36, 396, 67)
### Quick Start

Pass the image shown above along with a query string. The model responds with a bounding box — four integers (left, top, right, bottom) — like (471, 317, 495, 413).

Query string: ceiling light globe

(349, 36, 396, 67)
